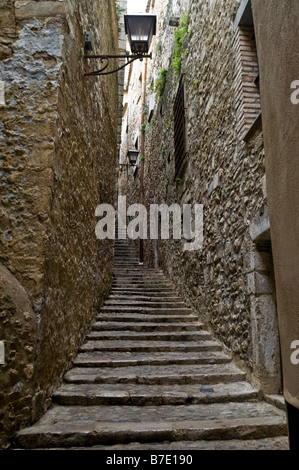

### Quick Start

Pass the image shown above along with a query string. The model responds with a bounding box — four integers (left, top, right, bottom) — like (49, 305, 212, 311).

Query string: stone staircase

(14, 238, 288, 450)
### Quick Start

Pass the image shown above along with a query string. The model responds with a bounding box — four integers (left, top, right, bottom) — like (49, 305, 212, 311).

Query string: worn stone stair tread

(110, 290, 177, 297)
(86, 330, 212, 341)
(104, 301, 187, 308)
(16, 402, 287, 448)
(265, 394, 286, 411)
(73, 350, 231, 367)
(65, 436, 289, 450)
(96, 314, 199, 323)
(108, 295, 181, 302)
(52, 381, 259, 406)
(100, 307, 193, 316)
(114, 280, 170, 282)
(92, 321, 204, 331)
(112, 277, 167, 281)
(111, 286, 175, 290)
(79, 339, 223, 352)
(63, 363, 246, 384)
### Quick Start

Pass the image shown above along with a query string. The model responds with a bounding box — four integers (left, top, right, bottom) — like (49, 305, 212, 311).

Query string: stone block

(244, 249, 273, 273)
(249, 208, 271, 242)
(247, 271, 273, 295)
(15, 1, 66, 20)
(250, 295, 282, 393)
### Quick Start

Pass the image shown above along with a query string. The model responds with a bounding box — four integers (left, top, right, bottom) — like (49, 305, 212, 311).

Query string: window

(173, 75, 187, 178)
(233, 0, 261, 141)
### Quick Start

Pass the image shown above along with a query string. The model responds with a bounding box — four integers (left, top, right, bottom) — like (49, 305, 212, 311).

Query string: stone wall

(121, 0, 282, 394)
(0, 0, 119, 448)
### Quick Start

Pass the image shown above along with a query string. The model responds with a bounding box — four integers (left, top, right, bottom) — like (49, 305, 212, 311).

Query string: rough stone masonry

(121, 0, 282, 398)
(0, 0, 120, 448)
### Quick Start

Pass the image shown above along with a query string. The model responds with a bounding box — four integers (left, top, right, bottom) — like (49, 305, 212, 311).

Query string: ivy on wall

(173, 11, 190, 76)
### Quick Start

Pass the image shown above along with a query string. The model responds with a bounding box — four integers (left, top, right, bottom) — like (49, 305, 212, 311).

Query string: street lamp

(125, 15, 156, 54)
(127, 149, 139, 166)
(84, 14, 156, 76)
(119, 149, 139, 172)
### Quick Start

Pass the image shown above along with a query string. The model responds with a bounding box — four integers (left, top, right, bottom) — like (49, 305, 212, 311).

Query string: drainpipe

(139, 57, 147, 264)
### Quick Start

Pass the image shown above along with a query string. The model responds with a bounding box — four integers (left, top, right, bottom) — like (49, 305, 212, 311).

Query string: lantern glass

(125, 15, 157, 54)
(127, 150, 139, 165)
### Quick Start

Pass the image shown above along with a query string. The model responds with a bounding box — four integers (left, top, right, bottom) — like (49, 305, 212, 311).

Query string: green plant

(140, 154, 145, 160)
(115, 1, 125, 21)
(173, 11, 189, 76)
(156, 41, 162, 53)
(141, 123, 146, 133)
(155, 68, 168, 101)
(194, 78, 199, 88)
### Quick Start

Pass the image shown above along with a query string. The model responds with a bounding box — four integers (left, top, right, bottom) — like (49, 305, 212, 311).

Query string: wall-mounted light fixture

(84, 15, 156, 77)
(84, 31, 94, 51)
(119, 149, 140, 171)
(169, 16, 180, 27)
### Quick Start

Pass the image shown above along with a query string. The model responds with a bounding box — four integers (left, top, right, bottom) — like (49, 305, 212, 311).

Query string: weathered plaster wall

(251, 0, 299, 409)
(0, 0, 119, 447)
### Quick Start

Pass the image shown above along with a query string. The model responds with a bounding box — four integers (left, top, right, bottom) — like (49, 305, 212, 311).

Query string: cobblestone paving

(15, 239, 289, 450)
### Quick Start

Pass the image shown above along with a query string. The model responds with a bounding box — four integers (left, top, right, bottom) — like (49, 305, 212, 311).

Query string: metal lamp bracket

(84, 53, 152, 77)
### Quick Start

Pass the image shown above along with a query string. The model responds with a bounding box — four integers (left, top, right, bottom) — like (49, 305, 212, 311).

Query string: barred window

(173, 75, 187, 178)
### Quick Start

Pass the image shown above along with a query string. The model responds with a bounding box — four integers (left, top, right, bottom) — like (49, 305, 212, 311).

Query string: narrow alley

(1, 0, 299, 456)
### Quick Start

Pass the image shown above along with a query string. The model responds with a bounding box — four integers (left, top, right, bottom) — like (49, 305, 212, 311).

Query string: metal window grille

(173, 75, 187, 177)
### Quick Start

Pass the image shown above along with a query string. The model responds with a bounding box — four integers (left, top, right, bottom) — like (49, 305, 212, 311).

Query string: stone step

(114, 262, 141, 266)
(92, 321, 204, 332)
(16, 402, 287, 449)
(113, 270, 164, 274)
(113, 274, 171, 280)
(56, 437, 289, 450)
(63, 363, 245, 385)
(114, 256, 140, 259)
(79, 339, 221, 353)
(108, 295, 181, 301)
(72, 350, 232, 368)
(100, 306, 193, 315)
(112, 282, 173, 288)
(111, 283, 173, 288)
(96, 313, 199, 323)
(113, 274, 168, 278)
(52, 381, 259, 406)
(104, 300, 187, 308)
(86, 330, 212, 342)
(114, 249, 135, 252)
(110, 289, 175, 296)
(113, 270, 165, 275)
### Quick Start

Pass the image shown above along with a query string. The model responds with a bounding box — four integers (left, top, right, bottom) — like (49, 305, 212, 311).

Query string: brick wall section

(233, 25, 261, 139)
